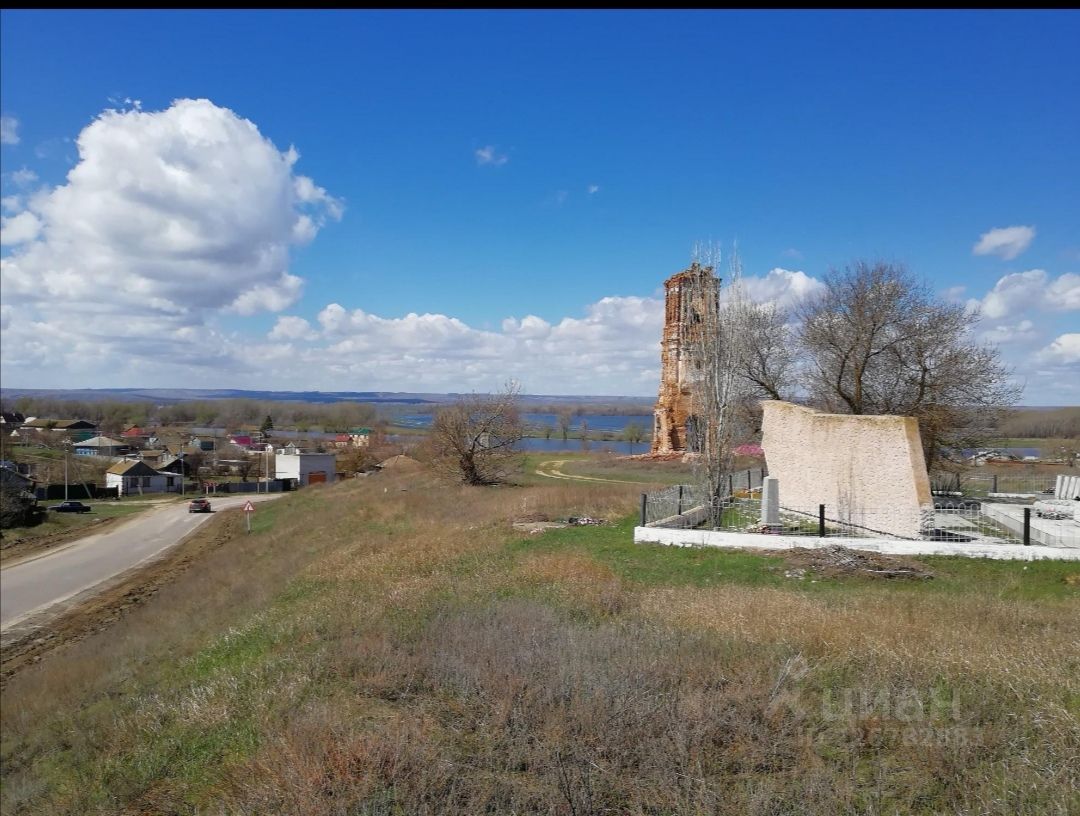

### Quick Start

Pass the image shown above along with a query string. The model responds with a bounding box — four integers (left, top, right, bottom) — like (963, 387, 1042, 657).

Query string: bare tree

(684, 246, 755, 523)
(797, 261, 1020, 470)
(430, 382, 525, 485)
(739, 302, 796, 401)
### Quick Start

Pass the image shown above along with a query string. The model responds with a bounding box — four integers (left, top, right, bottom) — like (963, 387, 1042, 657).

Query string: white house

(105, 460, 180, 496)
(275, 452, 337, 487)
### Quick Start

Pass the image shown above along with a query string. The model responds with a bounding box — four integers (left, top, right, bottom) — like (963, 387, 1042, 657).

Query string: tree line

(0, 397, 380, 435)
(994, 407, 1080, 440)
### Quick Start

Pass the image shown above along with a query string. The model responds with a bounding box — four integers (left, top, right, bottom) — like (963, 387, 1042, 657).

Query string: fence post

(640, 493, 647, 527)
(818, 504, 826, 538)
(992, 474, 998, 494)
(1023, 508, 1030, 546)
(677, 485, 684, 516)
(728, 474, 734, 497)
(747, 470, 752, 490)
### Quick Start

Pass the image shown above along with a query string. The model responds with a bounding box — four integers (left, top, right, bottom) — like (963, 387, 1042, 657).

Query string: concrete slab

(981, 503, 1080, 548)
(934, 513, 977, 530)
(634, 526, 1080, 561)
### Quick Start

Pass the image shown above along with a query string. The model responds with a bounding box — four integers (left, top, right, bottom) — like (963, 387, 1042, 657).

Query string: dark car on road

(49, 501, 92, 513)
(188, 498, 212, 513)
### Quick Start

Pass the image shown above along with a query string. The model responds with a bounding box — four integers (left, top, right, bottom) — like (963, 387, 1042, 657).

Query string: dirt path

(534, 459, 642, 485)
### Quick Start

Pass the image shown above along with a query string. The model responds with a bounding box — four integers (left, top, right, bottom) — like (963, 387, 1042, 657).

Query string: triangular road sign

(243, 501, 255, 513)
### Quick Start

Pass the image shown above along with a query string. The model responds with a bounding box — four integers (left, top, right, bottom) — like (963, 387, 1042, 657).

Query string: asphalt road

(1, 494, 282, 631)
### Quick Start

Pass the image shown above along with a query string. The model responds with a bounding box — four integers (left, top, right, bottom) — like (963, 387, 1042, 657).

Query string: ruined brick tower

(650, 262, 720, 455)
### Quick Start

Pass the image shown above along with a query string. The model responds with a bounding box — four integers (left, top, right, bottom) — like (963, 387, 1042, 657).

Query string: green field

(2, 472, 1076, 815)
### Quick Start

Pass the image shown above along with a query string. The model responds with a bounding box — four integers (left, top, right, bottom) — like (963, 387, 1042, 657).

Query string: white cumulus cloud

(980, 319, 1035, 345)
(269, 315, 317, 341)
(1035, 333, 1080, 365)
(1046, 272, 1080, 312)
(0, 98, 341, 379)
(0, 211, 42, 245)
(970, 269, 1080, 320)
(738, 268, 825, 309)
(973, 225, 1035, 260)
(0, 115, 18, 145)
(252, 294, 668, 394)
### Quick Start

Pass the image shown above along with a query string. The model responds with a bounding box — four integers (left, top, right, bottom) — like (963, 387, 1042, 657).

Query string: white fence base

(634, 526, 1080, 561)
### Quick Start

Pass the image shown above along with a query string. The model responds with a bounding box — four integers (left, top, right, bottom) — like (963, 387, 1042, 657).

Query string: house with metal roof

(105, 460, 180, 496)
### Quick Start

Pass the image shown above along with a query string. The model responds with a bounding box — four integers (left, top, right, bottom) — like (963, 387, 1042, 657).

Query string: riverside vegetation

(1, 467, 1077, 815)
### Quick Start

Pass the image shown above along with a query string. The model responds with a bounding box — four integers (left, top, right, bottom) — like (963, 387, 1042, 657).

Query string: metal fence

(640, 469, 767, 527)
(641, 489, 1080, 547)
(930, 472, 1060, 497)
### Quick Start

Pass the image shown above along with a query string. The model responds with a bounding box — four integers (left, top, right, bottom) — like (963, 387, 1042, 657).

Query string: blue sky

(1, 10, 1078, 403)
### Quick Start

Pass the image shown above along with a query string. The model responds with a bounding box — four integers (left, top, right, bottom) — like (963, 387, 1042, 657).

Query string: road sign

(243, 501, 255, 513)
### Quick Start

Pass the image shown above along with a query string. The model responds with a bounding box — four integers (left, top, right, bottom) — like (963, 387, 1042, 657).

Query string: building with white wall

(275, 452, 337, 487)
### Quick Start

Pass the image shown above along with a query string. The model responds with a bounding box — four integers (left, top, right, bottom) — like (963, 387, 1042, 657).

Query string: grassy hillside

(2, 468, 1077, 814)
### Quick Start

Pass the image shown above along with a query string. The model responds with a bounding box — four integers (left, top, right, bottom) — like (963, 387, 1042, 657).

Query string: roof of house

(106, 460, 162, 477)
(0, 467, 33, 487)
(74, 436, 127, 448)
(0, 412, 25, 424)
(333, 434, 351, 442)
(24, 418, 97, 429)
(229, 435, 254, 445)
(121, 426, 146, 437)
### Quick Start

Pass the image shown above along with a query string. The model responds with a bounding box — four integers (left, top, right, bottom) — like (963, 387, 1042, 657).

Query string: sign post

(243, 499, 255, 533)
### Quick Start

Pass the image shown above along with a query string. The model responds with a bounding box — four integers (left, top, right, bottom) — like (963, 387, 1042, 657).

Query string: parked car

(49, 501, 92, 513)
(188, 498, 212, 513)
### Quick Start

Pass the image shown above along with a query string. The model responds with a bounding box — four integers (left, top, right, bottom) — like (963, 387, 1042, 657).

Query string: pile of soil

(768, 545, 934, 581)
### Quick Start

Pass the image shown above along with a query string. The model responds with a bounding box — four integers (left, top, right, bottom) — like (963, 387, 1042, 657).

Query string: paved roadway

(1, 494, 282, 631)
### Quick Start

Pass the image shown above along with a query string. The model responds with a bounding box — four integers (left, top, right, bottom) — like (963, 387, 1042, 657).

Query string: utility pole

(64, 439, 70, 501)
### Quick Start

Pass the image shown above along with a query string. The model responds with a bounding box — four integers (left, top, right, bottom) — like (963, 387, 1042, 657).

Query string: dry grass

(2, 468, 1077, 815)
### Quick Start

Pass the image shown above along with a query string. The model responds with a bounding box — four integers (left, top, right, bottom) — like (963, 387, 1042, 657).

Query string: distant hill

(0, 387, 654, 407)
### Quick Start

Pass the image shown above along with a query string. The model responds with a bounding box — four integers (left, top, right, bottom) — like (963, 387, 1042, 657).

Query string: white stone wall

(760, 401, 932, 539)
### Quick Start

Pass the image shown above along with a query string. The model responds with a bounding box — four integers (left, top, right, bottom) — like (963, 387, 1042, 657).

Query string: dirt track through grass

(534, 458, 644, 484)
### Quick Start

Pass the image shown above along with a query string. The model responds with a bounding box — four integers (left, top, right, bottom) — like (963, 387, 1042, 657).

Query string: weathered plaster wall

(760, 401, 932, 538)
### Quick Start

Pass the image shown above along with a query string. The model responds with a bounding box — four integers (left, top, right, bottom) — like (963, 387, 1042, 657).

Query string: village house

(105, 460, 180, 496)
(73, 436, 131, 457)
(20, 418, 99, 442)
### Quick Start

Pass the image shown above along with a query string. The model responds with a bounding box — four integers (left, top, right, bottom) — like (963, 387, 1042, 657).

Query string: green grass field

(3, 472, 1076, 815)
(1, 501, 158, 555)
